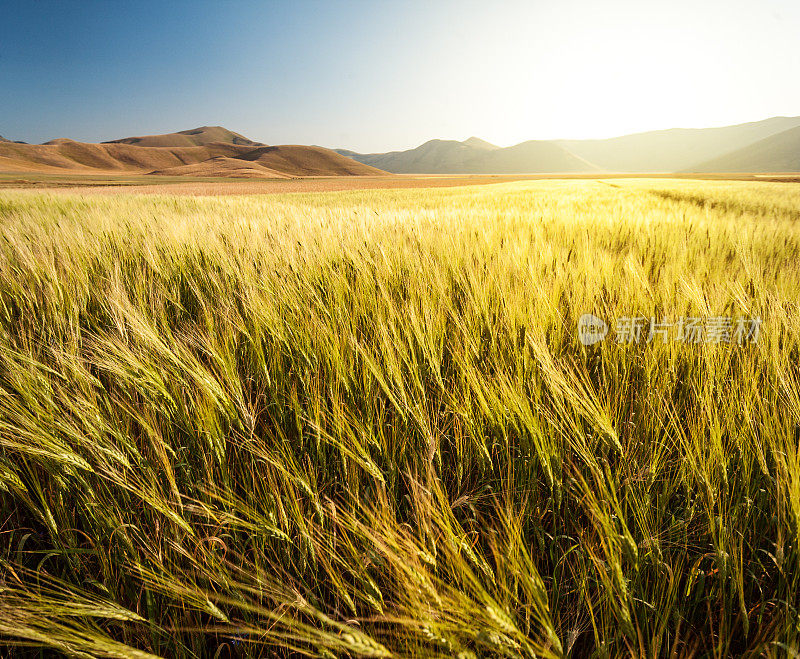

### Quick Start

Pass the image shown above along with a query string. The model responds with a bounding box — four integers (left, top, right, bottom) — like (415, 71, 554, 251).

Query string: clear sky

(2, 0, 799, 152)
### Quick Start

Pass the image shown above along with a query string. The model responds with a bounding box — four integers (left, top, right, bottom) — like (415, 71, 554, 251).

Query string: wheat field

(1, 179, 800, 657)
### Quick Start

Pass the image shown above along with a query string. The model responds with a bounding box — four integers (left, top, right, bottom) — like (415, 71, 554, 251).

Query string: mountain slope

(462, 136, 499, 150)
(148, 157, 292, 179)
(555, 116, 800, 172)
(688, 125, 800, 172)
(103, 126, 264, 147)
(464, 140, 600, 174)
(233, 145, 387, 177)
(0, 140, 249, 173)
(336, 139, 491, 174)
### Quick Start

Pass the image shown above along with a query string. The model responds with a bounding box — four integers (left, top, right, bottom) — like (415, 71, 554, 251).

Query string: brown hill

(0, 140, 244, 173)
(148, 157, 291, 179)
(103, 126, 264, 147)
(0, 137, 386, 178)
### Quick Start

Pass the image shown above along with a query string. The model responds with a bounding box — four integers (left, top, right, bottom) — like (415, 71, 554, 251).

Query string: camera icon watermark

(577, 314, 609, 346)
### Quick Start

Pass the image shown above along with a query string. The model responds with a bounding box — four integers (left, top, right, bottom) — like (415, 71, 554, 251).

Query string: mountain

(0, 128, 387, 178)
(556, 116, 800, 172)
(462, 136, 499, 150)
(337, 137, 596, 174)
(103, 126, 264, 147)
(688, 125, 800, 172)
(335, 139, 489, 174)
(337, 116, 800, 174)
(463, 140, 600, 174)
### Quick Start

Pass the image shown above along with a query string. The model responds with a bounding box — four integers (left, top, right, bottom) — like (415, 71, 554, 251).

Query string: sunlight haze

(2, 0, 799, 151)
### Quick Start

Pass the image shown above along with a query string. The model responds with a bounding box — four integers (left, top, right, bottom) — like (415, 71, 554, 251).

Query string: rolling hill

(0, 127, 387, 178)
(147, 157, 292, 179)
(556, 116, 800, 172)
(687, 125, 800, 172)
(463, 140, 600, 174)
(338, 116, 800, 174)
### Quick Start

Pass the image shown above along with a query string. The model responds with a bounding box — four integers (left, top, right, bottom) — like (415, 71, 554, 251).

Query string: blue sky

(2, 0, 800, 151)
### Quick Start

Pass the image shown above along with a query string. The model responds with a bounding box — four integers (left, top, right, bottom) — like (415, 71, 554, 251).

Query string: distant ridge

(103, 126, 265, 147)
(338, 116, 800, 174)
(0, 127, 387, 178)
(5, 116, 799, 177)
(557, 116, 800, 172)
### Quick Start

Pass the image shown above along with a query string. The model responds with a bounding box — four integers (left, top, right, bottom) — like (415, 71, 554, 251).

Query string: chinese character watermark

(578, 315, 761, 346)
